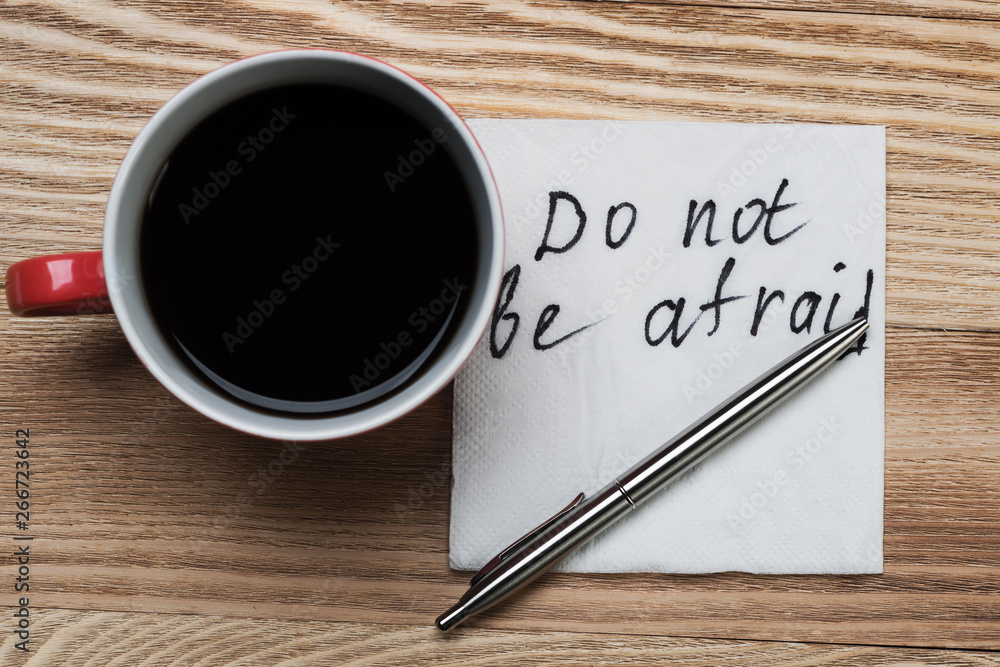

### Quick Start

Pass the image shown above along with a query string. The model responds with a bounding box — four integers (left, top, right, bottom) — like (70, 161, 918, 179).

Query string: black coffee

(140, 83, 478, 414)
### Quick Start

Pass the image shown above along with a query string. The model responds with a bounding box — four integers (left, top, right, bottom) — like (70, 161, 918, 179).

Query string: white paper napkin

(450, 120, 885, 574)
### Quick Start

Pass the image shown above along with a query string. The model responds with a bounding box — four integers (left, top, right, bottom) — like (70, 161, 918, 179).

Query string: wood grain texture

(3, 612, 1000, 666)
(0, 0, 998, 662)
(596, 0, 1000, 22)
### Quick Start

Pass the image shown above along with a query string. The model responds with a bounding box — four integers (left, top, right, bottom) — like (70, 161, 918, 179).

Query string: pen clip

(470, 491, 586, 586)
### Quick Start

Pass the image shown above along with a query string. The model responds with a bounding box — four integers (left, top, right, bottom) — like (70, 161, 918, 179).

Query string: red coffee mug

(5, 50, 504, 440)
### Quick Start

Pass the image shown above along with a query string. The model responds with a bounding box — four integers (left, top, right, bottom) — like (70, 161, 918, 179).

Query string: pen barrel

(509, 481, 635, 572)
(617, 317, 869, 506)
(447, 481, 634, 625)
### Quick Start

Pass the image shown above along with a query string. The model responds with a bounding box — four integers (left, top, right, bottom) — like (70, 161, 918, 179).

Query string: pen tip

(435, 602, 469, 632)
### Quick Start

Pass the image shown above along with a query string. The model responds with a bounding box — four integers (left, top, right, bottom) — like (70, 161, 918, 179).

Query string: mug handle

(5, 252, 113, 316)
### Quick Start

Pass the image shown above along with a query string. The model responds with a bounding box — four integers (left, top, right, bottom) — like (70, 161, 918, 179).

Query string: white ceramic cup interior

(104, 50, 504, 440)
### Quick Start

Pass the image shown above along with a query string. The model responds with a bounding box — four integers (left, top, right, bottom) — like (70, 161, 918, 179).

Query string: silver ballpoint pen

(436, 316, 870, 631)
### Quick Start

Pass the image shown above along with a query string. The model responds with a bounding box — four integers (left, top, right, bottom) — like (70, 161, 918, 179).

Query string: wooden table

(2, 0, 998, 663)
